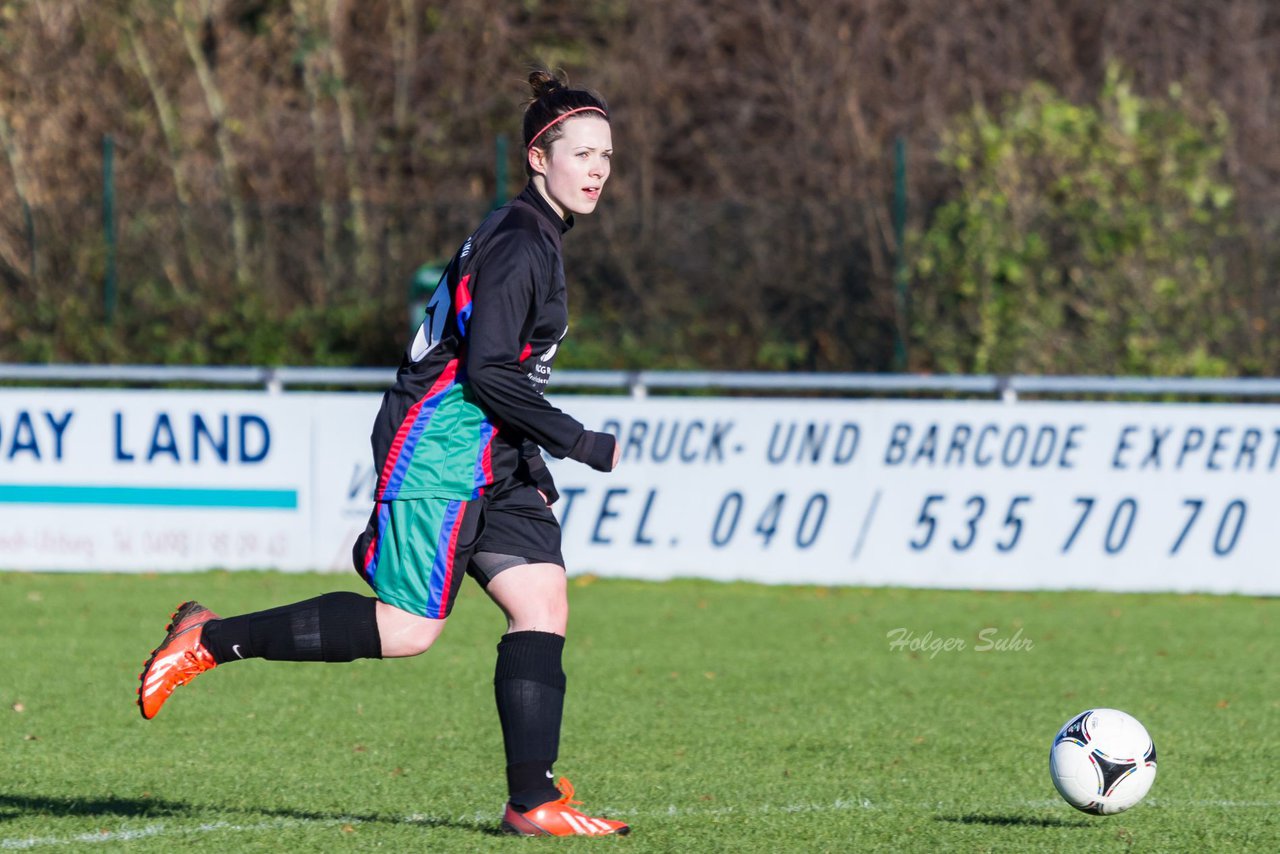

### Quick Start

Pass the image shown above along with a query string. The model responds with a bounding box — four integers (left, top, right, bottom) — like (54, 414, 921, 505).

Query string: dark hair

(523, 68, 609, 175)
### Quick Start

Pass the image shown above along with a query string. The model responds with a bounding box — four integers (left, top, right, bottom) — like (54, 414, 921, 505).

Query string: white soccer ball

(1049, 708, 1157, 815)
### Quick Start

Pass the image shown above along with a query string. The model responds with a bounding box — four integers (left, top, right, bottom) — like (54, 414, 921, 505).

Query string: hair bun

(528, 68, 566, 100)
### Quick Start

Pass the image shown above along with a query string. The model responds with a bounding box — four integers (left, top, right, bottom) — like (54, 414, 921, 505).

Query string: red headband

(527, 106, 608, 150)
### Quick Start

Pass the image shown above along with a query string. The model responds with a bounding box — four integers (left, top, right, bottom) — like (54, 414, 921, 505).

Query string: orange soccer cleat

(500, 777, 630, 837)
(137, 601, 219, 720)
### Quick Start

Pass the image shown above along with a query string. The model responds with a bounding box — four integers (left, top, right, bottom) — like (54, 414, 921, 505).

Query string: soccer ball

(1049, 708, 1157, 815)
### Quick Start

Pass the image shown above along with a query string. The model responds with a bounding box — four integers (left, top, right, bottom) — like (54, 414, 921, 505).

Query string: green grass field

(2, 571, 1276, 852)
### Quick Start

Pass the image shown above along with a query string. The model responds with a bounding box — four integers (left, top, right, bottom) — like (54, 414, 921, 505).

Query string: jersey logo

(540, 325, 568, 362)
(410, 271, 453, 362)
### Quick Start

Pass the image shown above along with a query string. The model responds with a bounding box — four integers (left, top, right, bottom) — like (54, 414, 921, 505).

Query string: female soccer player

(137, 69, 629, 838)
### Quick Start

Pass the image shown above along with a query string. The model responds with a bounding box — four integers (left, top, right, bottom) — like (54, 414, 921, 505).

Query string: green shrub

(911, 65, 1238, 376)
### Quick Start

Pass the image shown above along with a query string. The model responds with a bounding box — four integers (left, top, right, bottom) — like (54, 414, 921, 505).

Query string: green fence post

(103, 134, 118, 324)
(892, 136, 908, 372)
(493, 134, 509, 209)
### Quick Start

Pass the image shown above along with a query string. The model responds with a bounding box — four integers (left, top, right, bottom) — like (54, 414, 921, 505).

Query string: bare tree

(290, 0, 341, 300)
(121, 8, 203, 292)
(173, 0, 251, 290)
(326, 0, 373, 284)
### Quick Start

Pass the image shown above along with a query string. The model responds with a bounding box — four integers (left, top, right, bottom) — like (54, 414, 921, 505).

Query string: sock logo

(232, 644, 244, 659)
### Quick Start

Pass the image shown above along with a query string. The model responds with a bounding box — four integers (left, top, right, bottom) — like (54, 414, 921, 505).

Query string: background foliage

(0, 1, 1277, 373)
(912, 67, 1240, 376)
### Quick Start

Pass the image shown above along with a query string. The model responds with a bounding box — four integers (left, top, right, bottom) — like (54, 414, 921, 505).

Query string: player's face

(531, 116, 612, 219)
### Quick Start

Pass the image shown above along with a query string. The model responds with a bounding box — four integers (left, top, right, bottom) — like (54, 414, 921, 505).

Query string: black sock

(495, 631, 566, 811)
(202, 592, 382, 664)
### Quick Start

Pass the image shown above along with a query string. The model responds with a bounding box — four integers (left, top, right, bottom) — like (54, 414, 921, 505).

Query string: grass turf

(1, 571, 1276, 852)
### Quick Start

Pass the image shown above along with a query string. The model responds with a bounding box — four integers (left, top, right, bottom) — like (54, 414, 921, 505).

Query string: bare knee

(485, 563, 569, 636)
(392, 627, 440, 657)
(508, 595, 568, 635)
(375, 601, 447, 658)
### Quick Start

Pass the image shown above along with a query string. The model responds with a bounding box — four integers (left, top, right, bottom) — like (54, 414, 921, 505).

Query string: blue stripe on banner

(0, 484, 298, 509)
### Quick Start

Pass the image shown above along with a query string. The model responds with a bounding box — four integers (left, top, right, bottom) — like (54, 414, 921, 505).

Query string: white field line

(3, 798, 1278, 849)
(0, 818, 369, 850)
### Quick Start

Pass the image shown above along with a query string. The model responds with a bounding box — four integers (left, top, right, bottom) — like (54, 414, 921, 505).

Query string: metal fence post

(102, 134, 118, 324)
(892, 136, 908, 371)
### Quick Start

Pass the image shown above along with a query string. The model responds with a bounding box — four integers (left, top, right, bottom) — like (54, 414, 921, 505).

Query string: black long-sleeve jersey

(369, 183, 612, 503)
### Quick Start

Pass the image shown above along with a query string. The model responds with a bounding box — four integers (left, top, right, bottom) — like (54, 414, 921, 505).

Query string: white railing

(3, 363, 1280, 401)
